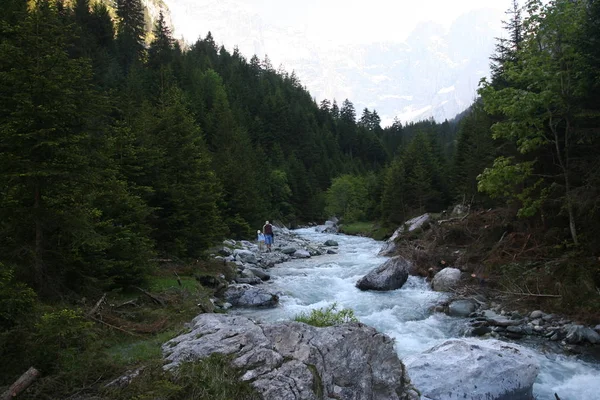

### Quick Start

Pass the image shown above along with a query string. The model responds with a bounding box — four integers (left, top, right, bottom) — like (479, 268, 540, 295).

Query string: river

(234, 228, 600, 400)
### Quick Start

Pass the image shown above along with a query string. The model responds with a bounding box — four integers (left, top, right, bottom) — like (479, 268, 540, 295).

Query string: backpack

(264, 224, 273, 234)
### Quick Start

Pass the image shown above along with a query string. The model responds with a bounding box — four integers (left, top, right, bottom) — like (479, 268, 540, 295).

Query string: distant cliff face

(161, 0, 503, 124)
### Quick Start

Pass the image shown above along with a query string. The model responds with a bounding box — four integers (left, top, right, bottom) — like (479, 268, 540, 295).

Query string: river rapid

(234, 228, 600, 400)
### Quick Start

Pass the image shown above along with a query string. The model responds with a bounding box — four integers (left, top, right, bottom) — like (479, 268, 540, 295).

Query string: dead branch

(87, 315, 142, 337)
(87, 293, 106, 316)
(437, 213, 470, 226)
(497, 231, 508, 244)
(491, 289, 562, 298)
(134, 286, 166, 306)
(1, 367, 40, 400)
(114, 299, 138, 309)
(174, 271, 182, 287)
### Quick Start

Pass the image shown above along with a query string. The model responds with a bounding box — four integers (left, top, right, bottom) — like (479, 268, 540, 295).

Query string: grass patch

(2, 259, 247, 399)
(107, 354, 260, 400)
(294, 303, 359, 327)
(339, 221, 394, 240)
(105, 329, 180, 365)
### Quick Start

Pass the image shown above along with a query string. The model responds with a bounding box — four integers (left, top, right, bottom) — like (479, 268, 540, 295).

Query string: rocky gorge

(162, 220, 600, 400)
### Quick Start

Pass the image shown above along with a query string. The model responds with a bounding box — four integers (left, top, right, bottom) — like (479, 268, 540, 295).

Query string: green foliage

(478, 0, 597, 245)
(477, 157, 532, 199)
(294, 303, 359, 327)
(32, 308, 96, 372)
(0, 265, 36, 329)
(325, 174, 369, 222)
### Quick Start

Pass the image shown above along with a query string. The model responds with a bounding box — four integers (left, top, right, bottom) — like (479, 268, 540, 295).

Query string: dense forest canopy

(0, 0, 599, 316)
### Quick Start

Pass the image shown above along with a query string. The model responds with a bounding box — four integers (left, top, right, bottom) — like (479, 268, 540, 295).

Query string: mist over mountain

(161, 0, 503, 124)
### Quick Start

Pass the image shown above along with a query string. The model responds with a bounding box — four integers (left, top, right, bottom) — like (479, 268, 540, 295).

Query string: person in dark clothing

(263, 221, 274, 252)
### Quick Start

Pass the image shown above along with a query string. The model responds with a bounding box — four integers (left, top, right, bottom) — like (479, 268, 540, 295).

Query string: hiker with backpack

(263, 221, 274, 252)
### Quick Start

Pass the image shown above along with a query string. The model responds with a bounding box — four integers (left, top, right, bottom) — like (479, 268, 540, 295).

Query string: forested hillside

(1, 0, 599, 396)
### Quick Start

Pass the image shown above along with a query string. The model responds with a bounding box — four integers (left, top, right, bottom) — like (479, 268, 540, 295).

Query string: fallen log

(134, 286, 166, 306)
(87, 293, 106, 316)
(1, 367, 40, 400)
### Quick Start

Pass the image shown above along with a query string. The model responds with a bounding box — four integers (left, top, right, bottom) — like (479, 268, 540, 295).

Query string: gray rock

(530, 310, 544, 319)
(293, 249, 311, 258)
(470, 326, 491, 336)
(223, 239, 236, 247)
(224, 284, 279, 308)
(326, 249, 337, 254)
(506, 326, 524, 334)
(315, 220, 338, 234)
(258, 252, 291, 268)
(218, 247, 233, 256)
(248, 267, 270, 281)
(483, 310, 523, 327)
(565, 325, 600, 344)
(595, 324, 600, 334)
(405, 338, 539, 400)
(542, 313, 555, 322)
(448, 299, 478, 317)
(324, 239, 339, 246)
(233, 249, 257, 264)
(307, 247, 322, 256)
(431, 267, 461, 292)
(234, 277, 262, 285)
(163, 314, 417, 400)
(356, 256, 411, 291)
(281, 247, 297, 254)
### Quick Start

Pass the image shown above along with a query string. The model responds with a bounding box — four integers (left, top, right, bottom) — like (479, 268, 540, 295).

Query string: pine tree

(116, 0, 146, 73)
(148, 11, 173, 69)
(0, 1, 154, 293)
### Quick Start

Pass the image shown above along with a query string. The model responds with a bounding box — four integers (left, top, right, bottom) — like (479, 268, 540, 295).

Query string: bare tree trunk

(1, 367, 40, 400)
(549, 117, 578, 245)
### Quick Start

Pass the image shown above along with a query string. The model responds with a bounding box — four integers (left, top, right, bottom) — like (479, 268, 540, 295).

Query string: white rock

(405, 338, 539, 400)
(432, 267, 461, 292)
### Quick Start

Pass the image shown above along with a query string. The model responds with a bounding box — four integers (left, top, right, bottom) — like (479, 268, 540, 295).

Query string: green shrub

(31, 308, 96, 372)
(294, 303, 359, 327)
(0, 265, 37, 329)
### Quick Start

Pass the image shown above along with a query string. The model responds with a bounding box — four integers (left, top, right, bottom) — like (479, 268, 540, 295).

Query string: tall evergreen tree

(116, 0, 146, 73)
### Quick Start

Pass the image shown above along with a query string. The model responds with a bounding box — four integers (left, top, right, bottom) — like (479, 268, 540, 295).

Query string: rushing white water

(234, 228, 600, 400)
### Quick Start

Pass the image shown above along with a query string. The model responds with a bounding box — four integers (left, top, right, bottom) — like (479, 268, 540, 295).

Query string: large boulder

(565, 324, 600, 344)
(379, 214, 431, 255)
(163, 314, 419, 400)
(356, 256, 411, 291)
(233, 249, 257, 265)
(431, 267, 461, 292)
(223, 284, 278, 308)
(247, 267, 270, 281)
(405, 338, 539, 400)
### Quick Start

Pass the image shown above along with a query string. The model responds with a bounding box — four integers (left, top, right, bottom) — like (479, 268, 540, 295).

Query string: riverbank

(229, 227, 600, 400)
(352, 209, 600, 326)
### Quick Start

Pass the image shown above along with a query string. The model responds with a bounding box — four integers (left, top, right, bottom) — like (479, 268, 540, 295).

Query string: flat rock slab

(405, 338, 539, 400)
(163, 314, 418, 400)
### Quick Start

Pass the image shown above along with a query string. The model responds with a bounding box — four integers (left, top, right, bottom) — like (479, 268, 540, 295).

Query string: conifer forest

(1, 0, 599, 398)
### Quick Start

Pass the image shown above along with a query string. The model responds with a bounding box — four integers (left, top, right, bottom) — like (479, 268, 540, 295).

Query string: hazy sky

(232, 0, 511, 44)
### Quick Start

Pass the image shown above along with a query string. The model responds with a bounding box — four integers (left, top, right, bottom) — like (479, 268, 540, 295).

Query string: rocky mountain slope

(161, 0, 503, 124)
